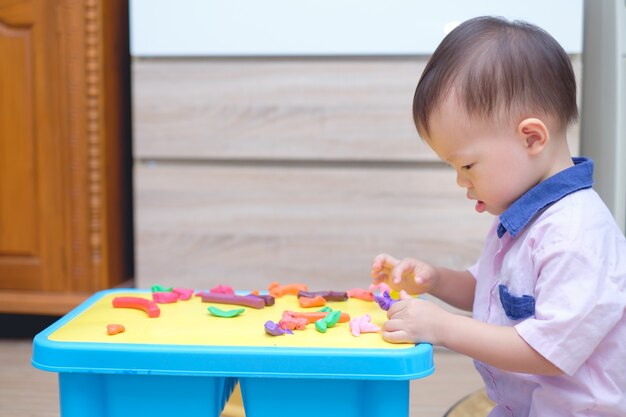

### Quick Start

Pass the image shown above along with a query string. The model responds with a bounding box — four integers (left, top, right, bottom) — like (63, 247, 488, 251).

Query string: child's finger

(372, 253, 397, 269)
(393, 260, 413, 284)
(381, 329, 412, 344)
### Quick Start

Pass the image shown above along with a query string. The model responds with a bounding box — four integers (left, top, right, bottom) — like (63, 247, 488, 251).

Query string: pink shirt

(469, 188, 626, 416)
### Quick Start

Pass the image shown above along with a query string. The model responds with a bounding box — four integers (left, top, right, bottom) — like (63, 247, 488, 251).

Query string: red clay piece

(112, 296, 161, 318)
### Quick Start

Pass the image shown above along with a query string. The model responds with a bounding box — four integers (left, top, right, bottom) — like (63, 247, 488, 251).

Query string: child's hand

(370, 253, 438, 295)
(382, 291, 448, 344)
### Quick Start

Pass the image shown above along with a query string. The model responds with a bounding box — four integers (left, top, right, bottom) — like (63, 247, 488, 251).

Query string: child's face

(424, 96, 538, 216)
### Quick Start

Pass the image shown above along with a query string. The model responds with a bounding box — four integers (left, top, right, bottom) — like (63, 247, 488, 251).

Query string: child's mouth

(475, 200, 486, 213)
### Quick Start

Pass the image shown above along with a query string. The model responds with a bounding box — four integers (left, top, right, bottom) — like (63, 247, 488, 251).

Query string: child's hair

(413, 16, 578, 137)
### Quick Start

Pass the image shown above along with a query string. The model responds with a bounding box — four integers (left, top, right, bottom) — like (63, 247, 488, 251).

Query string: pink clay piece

(152, 291, 179, 304)
(210, 285, 235, 295)
(350, 314, 381, 337)
(172, 288, 194, 300)
(347, 288, 375, 301)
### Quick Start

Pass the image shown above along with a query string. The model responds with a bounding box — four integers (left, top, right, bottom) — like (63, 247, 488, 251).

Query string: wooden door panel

(0, 0, 133, 311)
(0, 0, 64, 291)
(0, 21, 37, 256)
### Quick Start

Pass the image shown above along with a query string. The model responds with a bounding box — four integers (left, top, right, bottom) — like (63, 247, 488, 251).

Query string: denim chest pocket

(498, 284, 535, 320)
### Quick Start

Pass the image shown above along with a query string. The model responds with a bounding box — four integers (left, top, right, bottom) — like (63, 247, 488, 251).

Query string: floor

(1, 334, 483, 417)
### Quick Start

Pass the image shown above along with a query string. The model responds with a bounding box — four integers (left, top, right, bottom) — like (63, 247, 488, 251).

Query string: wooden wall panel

(132, 58, 435, 162)
(135, 164, 494, 290)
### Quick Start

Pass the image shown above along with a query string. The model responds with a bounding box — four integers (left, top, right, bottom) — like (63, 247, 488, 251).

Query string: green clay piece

(208, 306, 245, 318)
(317, 306, 333, 313)
(151, 285, 173, 292)
(325, 310, 341, 327)
(315, 318, 328, 333)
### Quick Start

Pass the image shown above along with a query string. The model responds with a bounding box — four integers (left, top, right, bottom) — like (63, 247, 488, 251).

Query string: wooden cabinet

(0, 0, 133, 314)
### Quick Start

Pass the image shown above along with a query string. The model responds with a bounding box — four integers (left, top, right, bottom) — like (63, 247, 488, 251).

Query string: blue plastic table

(32, 289, 434, 417)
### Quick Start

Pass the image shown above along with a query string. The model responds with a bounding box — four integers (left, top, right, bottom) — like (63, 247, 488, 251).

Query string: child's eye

(461, 163, 474, 170)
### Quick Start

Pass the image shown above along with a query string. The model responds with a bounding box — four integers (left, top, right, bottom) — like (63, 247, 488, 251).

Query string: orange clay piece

(106, 324, 126, 335)
(284, 310, 350, 324)
(268, 281, 308, 297)
(298, 295, 326, 308)
(347, 288, 375, 301)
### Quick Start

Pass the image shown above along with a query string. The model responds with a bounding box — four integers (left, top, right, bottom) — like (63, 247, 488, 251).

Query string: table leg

(58, 373, 237, 417)
(239, 377, 409, 417)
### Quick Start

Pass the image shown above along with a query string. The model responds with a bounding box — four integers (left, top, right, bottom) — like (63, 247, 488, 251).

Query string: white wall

(130, 0, 583, 56)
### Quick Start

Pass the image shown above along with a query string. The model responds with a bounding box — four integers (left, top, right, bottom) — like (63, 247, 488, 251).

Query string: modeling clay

(369, 282, 392, 294)
(210, 285, 235, 295)
(298, 290, 348, 302)
(268, 282, 308, 297)
(264, 320, 293, 336)
(315, 319, 328, 333)
(278, 312, 308, 330)
(172, 287, 194, 300)
(106, 323, 126, 335)
(374, 291, 398, 311)
(152, 291, 179, 304)
(315, 310, 342, 333)
(246, 293, 276, 306)
(208, 306, 245, 318)
(112, 296, 161, 318)
(284, 310, 350, 324)
(151, 285, 173, 292)
(298, 295, 326, 308)
(198, 291, 266, 309)
(349, 314, 381, 337)
(347, 288, 375, 301)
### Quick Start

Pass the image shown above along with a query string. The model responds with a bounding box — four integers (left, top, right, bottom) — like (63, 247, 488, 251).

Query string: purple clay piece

(297, 290, 348, 302)
(198, 291, 266, 309)
(374, 290, 398, 311)
(247, 293, 276, 306)
(264, 320, 293, 336)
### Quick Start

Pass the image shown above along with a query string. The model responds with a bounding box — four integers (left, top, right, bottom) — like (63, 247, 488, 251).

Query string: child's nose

(456, 171, 471, 188)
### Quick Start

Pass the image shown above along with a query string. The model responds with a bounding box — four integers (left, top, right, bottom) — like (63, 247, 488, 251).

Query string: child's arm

(371, 254, 476, 311)
(428, 267, 476, 312)
(384, 294, 564, 376)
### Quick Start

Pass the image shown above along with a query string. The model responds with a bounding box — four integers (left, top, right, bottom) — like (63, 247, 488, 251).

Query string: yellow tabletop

(50, 290, 412, 350)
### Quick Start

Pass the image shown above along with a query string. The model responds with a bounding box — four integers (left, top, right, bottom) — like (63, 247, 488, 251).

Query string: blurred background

(1, 0, 625, 416)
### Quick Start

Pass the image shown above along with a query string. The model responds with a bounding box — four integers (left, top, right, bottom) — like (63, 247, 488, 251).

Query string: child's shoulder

(530, 188, 625, 251)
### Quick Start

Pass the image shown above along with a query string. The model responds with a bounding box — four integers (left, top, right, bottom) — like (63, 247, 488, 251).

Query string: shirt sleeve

(467, 261, 479, 280)
(514, 240, 624, 376)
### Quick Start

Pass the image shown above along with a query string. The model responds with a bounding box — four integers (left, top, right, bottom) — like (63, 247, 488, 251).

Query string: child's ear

(517, 118, 549, 155)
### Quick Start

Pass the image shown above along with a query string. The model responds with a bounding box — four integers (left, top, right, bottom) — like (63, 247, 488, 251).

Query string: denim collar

(497, 157, 594, 238)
